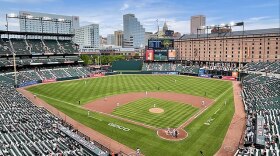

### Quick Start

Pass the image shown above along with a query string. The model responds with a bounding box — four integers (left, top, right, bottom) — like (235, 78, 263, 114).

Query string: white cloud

(247, 16, 270, 22)
(120, 3, 129, 11)
(168, 20, 190, 34)
(0, 0, 278, 36)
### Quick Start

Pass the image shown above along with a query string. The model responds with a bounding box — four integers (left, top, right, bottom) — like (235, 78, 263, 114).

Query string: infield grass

(27, 75, 234, 156)
(112, 98, 199, 128)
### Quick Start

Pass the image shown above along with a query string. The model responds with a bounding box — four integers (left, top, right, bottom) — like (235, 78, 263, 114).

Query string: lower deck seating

(0, 82, 109, 155)
(0, 67, 95, 86)
(235, 75, 280, 156)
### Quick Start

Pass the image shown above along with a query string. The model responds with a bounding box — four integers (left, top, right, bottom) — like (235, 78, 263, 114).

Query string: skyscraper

(123, 14, 145, 48)
(190, 15, 206, 34)
(19, 11, 79, 34)
(114, 30, 123, 47)
(74, 24, 100, 50)
(107, 34, 115, 45)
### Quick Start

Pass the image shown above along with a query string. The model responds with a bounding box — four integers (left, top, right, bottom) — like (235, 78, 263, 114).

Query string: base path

(215, 81, 246, 156)
(17, 88, 136, 155)
(83, 92, 213, 114)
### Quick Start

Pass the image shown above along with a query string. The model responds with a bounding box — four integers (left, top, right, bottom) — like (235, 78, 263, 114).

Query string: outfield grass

(27, 75, 234, 156)
(112, 98, 199, 128)
(27, 75, 230, 105)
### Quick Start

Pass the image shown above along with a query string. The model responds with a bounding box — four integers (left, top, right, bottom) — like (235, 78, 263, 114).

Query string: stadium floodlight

(235, 22, 244, 26)
(26, 15, 33, 19)
(42, 16, 52, 21)
(228, 21, 244, 27)
(8, 13, 17, 18)
(58, 18, 65, 22)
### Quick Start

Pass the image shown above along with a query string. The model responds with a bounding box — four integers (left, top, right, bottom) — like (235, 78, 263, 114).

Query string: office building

(19, 11, 79, 34)
(74, 24, 100, 50)
(175, 28, 280, 64)
(123, 14, 145, 48)
(107, 34, 115, 45)
(190, 15, 206, 34)
(114, 30, 123, 47)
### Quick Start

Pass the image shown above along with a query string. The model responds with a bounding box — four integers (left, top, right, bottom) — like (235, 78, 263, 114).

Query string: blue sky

(0, 0, 279, 36)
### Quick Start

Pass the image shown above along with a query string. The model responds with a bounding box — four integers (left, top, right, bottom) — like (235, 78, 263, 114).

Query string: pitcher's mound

(149, 108, 164, 114)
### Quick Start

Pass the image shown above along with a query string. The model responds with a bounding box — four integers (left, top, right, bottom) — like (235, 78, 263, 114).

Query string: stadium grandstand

(0, 19, 280, 156)
(0, 82, 109, 155)
(0, 30, 111, 155)
(235, 72, 280, 155)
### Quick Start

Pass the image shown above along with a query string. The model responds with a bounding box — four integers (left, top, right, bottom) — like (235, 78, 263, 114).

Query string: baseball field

(26, 75, 234, 156)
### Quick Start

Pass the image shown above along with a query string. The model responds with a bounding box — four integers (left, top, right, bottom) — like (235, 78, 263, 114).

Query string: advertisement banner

(232, 71, 239, 78)
(255, 115, 265, 147)
(18, 80, 38, 88)
(168, 49, 176, 60)
(152, 72, 178, 75)
(89, 73, 105, 77)
(198, 68, 205, 76)
(145, 50, 154, 61)
(43, 78, 57, 83)
(199, 74, 212, 78)
(222, 76, 236, 81)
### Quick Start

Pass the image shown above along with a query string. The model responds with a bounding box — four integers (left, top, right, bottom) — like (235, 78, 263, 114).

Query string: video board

(168, 49, 176, 60)
(154, 49, 168, 61)
(145, 50, 154, 61)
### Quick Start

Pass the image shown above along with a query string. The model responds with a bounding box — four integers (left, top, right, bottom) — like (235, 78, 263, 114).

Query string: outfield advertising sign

(18, 80, 38, 88)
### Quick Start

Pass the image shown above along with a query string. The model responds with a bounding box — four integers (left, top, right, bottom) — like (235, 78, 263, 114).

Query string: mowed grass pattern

(27, 75, 231, 105)
(27, 75, 234, 156)
(112, 98, 199, 128)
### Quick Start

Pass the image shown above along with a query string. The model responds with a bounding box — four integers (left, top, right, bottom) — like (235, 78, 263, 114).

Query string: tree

(80, 55, 93, 65)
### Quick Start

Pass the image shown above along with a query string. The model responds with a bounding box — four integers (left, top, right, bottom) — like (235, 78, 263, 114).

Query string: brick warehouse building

(175, 28, 280, 67)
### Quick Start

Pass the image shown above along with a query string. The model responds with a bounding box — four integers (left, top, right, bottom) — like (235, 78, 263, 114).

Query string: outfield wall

(16, 69, 241, 88)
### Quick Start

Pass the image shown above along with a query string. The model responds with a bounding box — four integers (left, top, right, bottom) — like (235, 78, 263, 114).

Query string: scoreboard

(146, 39, 176, 61)
(148, 39, 174, 49)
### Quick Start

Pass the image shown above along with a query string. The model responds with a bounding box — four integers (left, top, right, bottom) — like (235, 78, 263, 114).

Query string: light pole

(198, 26, 213, 67)
(5, 14, 9, 32)
(5, 13, 17, 87)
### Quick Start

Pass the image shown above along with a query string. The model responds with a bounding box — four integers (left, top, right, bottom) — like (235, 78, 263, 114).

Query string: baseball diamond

(0, 4, 278, 155)
(24, 75, 236, 156)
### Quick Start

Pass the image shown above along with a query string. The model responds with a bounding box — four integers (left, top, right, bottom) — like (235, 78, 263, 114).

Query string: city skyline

(0, 0, 279, 36)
